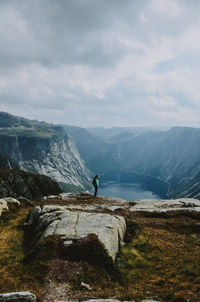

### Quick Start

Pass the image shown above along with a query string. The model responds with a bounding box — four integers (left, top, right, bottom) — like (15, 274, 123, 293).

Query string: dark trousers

(94, 185, 98, 197)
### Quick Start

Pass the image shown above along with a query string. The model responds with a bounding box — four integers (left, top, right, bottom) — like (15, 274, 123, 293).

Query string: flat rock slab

(43, 193, 200, 213)
(129, 198, 200, 212)
(0, 292, 36, 302)
(29, 205, 126, 260)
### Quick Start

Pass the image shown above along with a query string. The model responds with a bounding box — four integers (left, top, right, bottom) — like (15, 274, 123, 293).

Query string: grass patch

(0, 205, 57, 298)
(117, 214, 200, 301)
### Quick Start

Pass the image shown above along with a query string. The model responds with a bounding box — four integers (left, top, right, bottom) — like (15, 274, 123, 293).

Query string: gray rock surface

(0, 292, 36, 301)
(29, 205, 126, 260)
(43, 192, 200, 213)
(129, 198, 200, 212)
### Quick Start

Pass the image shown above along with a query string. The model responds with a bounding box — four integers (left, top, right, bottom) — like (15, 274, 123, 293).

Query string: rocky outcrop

(28, 204, 126, 260)
(42, 192, 200, 213)
(0, 112, 90, 190)
(0, 169, 61, 200)
(0, 292, 36, 301)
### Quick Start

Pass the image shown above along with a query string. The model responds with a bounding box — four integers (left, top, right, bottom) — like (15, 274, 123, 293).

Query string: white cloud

(0, 0, 200, 127)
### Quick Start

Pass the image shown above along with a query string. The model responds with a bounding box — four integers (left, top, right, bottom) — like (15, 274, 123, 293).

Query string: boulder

(0, 292, 36, 301)
(28, 205, 126, 260)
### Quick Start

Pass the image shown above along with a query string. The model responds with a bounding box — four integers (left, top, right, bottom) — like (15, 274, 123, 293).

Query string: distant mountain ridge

(63, 125, 200, 199)
(0, 112, 90, 191)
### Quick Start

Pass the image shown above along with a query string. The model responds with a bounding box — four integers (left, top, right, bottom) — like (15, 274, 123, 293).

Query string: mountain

(114, 127, 200, 198)
(86, 126, 166, 142)
(61, 125, 120, 174)
(0, 168, 61, 200)
(63, 125, 200, 199)
(0, 112, 90, 191)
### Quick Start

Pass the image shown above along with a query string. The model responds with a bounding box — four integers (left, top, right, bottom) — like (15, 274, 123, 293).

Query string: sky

(0, 0, 200, 128)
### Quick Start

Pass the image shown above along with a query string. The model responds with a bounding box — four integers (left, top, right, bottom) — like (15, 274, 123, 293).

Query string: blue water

(96, 183, 161, 201)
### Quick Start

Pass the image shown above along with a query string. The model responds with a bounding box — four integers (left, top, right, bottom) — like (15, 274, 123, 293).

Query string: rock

(29, 205, 126, 260)
(0, 199, 8, 216)
(4, 197, 20, 206)
(129, 198, 200, 212)
(0, 197, 20, 217)
(17, 196, 31, 206)
(0, 292, 36, 301)
(80, 281, 92, 290)
(43, 193, 200, 213)
(26, 206, 41, 225)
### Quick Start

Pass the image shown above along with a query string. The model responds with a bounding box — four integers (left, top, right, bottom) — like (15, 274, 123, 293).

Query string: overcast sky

(0, 0, 200, 128)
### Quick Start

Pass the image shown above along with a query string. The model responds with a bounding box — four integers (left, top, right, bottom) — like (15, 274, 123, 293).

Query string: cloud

(0, 0, 200, 127)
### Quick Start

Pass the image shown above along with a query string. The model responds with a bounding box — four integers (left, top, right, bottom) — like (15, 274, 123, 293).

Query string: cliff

(0, 112, 90, 191)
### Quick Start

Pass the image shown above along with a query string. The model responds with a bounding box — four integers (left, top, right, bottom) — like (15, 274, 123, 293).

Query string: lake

(93, 172, 169, 200)
(97, 183, 161, 201)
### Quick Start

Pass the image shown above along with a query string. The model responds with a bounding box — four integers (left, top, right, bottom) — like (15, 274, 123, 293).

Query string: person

(92, 175, 99, 197)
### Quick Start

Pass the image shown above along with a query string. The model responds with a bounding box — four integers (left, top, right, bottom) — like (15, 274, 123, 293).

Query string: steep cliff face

(0, 112, 90, 190)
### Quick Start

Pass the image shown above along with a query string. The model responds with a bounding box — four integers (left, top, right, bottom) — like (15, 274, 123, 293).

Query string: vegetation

(0, 199, 200, 301)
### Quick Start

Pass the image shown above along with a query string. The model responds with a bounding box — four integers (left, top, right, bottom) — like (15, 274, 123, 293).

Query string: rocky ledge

(42, 192, 200, 213)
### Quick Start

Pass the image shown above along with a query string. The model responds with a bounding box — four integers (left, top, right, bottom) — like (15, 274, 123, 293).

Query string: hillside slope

(0, 168, 61, 199)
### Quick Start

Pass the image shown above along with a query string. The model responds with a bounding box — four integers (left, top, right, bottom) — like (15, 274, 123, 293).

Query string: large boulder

(28, 205, 126, 260)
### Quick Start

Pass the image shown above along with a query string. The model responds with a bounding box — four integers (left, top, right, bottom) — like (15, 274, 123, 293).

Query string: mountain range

(1, 111, 200, 199)
(63, 125, 200, 199)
